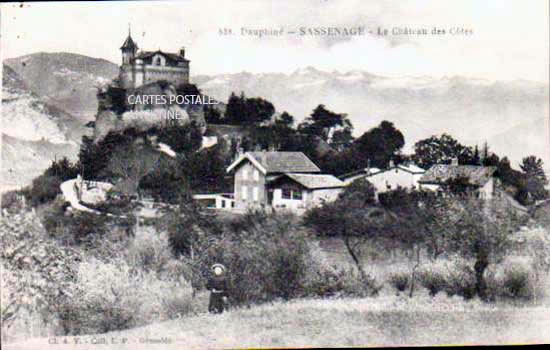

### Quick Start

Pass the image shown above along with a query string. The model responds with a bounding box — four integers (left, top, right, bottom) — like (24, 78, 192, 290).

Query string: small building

(340, 161, 426, 194)
(193, 193, 235, 210)
(418, 159, 498, 199)
(226, 151, 344, 212)
(267, 173, 345, 213)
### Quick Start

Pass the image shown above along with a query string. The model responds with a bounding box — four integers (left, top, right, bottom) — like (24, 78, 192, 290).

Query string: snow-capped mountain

(193, 69, 549, 167)
(2, 52, 548, 181)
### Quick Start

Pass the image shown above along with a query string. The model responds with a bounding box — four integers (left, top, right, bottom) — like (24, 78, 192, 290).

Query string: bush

(1, 211, 82, 340)
(388, 271, 410, 292)
(418, 266, 447, 296)
(300, 241, 382, 298)
(58, 257, 195, 335)
(302, 264, 381, 298)
(24, 174, 63, 206)
(443, 261, 476, 299)
(486, 257, 536, 301)
(1, 190, 26, 213)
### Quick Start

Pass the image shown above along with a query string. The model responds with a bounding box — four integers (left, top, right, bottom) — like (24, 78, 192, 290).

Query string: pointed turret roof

(120, 27, 138, 50)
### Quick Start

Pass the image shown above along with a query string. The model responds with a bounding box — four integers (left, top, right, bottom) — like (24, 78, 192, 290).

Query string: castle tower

(120, 26, 138, 65)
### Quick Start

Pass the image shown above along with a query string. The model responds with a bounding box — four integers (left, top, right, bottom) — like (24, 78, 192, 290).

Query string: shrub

(443, 261, 476, 299)
(388, 271, 410, 292)
(1, 190, 26, 213)
(302, 264, 381, 298)
(418, 266, 447, 296)
(58, 257, 195, 335)
(24, 174, 63, 206)
(1, 211, 82, 340)
(486, 257, 536, 301)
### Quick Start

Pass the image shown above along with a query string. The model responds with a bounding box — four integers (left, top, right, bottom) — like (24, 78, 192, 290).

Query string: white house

(341, 161, 426, 194)
(226, 151, 344, 213)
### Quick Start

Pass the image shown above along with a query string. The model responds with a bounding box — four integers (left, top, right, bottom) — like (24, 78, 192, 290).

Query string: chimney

(451, 157, 459, 166)
(179, 47, 185, 58)
(388, 159, 395, 168)
(261, 150, 267, 166)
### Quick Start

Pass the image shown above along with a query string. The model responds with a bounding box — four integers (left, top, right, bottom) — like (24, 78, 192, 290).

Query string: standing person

(206, 263, 228, 314)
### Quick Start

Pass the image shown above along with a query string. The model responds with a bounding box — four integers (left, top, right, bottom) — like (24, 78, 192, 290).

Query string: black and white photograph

(1, 0, 549, 348)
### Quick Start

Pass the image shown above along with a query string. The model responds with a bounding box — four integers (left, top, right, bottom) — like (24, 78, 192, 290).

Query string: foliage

(224, 92, 275, 125)
(519, 155, 549, 201)
(43, 157, 80, 181)
(352, 120, 405, 169)
(57, 256, 195, 335)
(23, 174, 63, 206)
(413, 134, 474, 169)
(180, 143, 233, 194)
(106, 142, 160, 197)
(338, 178, 377, 205)
(156, 121, 203, 154)
(1, 211, 82, 336)
(388, 271, 411, 293)
(298, 104, 352, 143)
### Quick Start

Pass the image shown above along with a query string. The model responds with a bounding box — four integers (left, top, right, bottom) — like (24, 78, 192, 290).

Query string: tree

(107, 144, 160, 197)
(352, 121, 405, 169)
(276, 111, 295, 128)
(224, 92, 275, 125)
(298, 105, 352, 143)
(157, 121, 203, 155)
(338, 178, 376, 205)
(303, 194, 387, 288)
(439, 197, 522, 300)
(413, 134, 474, 169)
(520, 156, 548, 201)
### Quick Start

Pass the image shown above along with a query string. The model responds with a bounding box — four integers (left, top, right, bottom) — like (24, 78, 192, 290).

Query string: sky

(1, 0, 549, 81)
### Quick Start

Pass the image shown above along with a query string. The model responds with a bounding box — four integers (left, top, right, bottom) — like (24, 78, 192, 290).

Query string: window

(221, 200, 226, 208)
(242, 169, 248, 180)
(242, 185, 248, 199)
(253, 187, 259, 201)
(253, 169, 260, 181)
(281, 188, 302, 200)
(282, 188, 292, 199)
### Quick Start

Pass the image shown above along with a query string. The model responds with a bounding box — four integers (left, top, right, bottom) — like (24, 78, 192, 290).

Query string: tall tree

(298, 104, 352, 143)
(520, 155, 549, 201)
(413, 134, 474, 169)
(353, 121, 405, 169)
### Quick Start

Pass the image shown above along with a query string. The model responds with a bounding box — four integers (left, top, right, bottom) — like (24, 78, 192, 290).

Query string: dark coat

(206, 275, 228, 313)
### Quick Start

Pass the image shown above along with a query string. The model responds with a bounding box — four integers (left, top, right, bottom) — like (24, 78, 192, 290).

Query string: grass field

(4, 294, 549, 349)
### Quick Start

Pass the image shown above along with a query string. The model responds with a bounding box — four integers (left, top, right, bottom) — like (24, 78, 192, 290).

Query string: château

(118, 28, 190, 89)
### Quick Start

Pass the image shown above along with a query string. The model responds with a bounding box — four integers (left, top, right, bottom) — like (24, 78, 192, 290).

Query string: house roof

(340, 163, 424, 181)
(418, 164, 497, 186)
(280, 173, 345, 189)
(134, 50, 189, 63)
(227, 152, 321, 174)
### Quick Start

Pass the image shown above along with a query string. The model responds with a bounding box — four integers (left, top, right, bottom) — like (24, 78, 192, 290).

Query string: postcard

(1, 1, 549, 348)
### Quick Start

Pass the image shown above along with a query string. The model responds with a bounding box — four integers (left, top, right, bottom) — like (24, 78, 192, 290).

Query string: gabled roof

(280, 173, 345, 189)
(134, 50, 189, 63)
(227, 152, 321, 174)
(419, 164, 497, 186)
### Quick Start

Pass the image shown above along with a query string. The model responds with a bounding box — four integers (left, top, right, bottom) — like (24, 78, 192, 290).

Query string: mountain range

(2, 53, 548, 190)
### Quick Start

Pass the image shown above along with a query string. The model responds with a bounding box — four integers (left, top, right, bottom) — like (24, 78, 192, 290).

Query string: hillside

(4, 53, 118, 120)
(1, 65, 83, 191)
